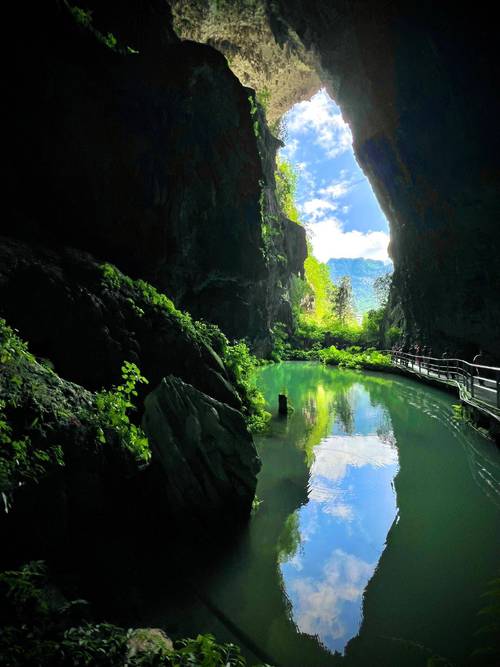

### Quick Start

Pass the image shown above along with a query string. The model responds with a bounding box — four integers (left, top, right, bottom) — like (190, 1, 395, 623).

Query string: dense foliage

(101, 264, 269, 432)
(0, 318, 151, 512)
(271, 158, 400, 363)
(327, 258, 393, 314)
(195, 321, 270, 432)
(317, 346, 391, 370)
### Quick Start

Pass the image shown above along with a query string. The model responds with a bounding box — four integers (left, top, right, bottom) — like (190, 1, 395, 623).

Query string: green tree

(373, 273, 392, 307)
(334, 276, 355, 324)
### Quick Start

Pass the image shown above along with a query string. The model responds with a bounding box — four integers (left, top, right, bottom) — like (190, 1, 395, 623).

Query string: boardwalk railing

(387, 351, 500, 418)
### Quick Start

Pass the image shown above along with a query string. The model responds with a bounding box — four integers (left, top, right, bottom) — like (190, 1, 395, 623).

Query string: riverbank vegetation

(101, 263, 270, 432)
(272, 159, 400, 369)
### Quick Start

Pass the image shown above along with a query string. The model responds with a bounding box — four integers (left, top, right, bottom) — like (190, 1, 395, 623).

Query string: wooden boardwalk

(389, 352, 500, 422)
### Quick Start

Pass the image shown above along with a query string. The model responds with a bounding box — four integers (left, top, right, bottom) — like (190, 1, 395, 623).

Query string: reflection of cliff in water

(132, 364, 499, 667)
(344, 374, 500, 667)
(252, 364, 400, 664)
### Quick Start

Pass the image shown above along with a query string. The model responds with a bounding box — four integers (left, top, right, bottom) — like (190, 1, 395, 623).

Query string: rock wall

(170, 0, 500, 360)
(278, 2, 500, 360)
(5, 0, 305, 342)
(169, 0, 322, 124)
(143, 375, 260, 526)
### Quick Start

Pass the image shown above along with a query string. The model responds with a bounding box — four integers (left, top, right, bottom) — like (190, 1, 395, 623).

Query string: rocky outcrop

(5, 1, 303, 343)
(0, 237, 239, 408)
(252, 98, 308, 351)
(143, 376, 261, 525)
(0, 319, 261, 570)
(169, 0, 322, 123)
(0, 322, 142, 566)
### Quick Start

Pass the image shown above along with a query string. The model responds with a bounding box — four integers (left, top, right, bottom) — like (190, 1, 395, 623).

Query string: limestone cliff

(5, 0, 305, 343)
(169, 0, 500, 360)
(276, 1, 500, 360)
(169, 0, 322, 124)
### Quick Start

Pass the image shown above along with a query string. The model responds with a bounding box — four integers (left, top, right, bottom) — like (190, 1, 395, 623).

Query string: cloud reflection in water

(280, 398, 399, 654)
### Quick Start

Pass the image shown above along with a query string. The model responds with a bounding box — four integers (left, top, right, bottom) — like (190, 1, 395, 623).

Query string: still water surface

(153, 363, 500, 666)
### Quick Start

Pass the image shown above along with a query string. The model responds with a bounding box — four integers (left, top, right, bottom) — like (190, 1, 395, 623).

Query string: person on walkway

(442, 350, 449, 378)
(421, 345, 428, 370)
(473, 349, 484, 386)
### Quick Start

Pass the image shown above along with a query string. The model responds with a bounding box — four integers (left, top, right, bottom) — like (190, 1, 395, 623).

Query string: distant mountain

(327, 257, 393, 315)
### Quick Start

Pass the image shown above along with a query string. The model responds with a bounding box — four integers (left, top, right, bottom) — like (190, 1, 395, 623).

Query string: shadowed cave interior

(1, 1, 499, 666)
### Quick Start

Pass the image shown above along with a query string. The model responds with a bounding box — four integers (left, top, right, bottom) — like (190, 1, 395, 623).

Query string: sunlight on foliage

(93, 361, 150, 464)
(66, 2, 139, 54)
(0, 318, 151, 511)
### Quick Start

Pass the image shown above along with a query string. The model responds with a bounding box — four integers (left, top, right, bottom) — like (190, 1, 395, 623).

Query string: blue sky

(279, 89, 391, 263)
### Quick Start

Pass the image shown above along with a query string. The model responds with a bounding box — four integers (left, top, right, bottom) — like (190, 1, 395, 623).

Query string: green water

(151, 363, 500, 666)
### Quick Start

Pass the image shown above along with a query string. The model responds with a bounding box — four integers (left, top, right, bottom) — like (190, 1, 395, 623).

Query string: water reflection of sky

(280, 384, 399, 654)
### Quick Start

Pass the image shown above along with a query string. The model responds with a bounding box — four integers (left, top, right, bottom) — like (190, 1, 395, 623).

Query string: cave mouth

(277, 88, 393, 318)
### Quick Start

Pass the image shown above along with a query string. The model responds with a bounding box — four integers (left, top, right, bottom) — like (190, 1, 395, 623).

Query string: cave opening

(1, 3, 500, 667)
(277, 88, 393, 320)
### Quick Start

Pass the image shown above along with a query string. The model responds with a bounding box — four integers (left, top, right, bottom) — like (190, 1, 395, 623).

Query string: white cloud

(285, 89, 352, 158)
(289, 549, 375, 643)
(311, 435, 398, 484)
(307, 434, 397, 520)
(301, 198, 338, 220)
(319, 179, 353, 200)
(307, 217, 390, 262)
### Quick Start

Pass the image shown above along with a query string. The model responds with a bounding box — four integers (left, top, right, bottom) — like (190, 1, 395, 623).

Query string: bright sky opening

(280, 89, 391, 264)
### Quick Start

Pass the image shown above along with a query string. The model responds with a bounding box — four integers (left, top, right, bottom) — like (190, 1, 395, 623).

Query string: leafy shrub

(275, 160, 299, 224)
(169, 634, 246, 667)
(318, 345, 391, 370)
(0, 561, 51, 625)
(93, 361, 150, 464)
(0, 318, 150, 511)
(270, 323, 292, 362)
(256, 88, 271, 115)
(224, 341, 270, 432)
(0, 320, 65, 506)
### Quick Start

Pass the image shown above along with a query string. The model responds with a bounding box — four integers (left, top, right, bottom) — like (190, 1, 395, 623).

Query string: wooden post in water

(278, 394, 288, 417)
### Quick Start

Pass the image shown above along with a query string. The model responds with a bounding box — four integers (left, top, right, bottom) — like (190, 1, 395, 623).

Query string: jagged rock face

(5, 1, 304, 342)
(169, 0, 322, 124)
(143, 376, 261, 524)
(170, 1, 500, 359)
(274, 1, 500, 359)
(0, 324, 259, 569)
